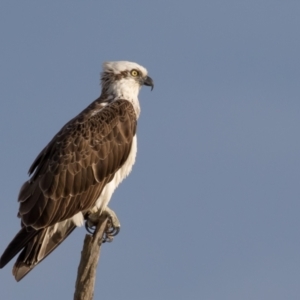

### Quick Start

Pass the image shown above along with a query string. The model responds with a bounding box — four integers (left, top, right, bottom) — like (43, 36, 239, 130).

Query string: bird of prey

(0, 61, 153, 281)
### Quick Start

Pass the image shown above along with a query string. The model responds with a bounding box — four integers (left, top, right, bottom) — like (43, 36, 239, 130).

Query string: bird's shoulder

(28, 98, 137, 178)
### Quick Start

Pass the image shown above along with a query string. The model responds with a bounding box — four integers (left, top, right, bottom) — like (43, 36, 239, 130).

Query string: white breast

(96, 134, 137, 210)
(71, 134, 138, 227)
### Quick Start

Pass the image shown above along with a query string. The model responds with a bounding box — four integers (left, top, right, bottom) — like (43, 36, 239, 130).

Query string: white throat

(108, 78, 141, 118)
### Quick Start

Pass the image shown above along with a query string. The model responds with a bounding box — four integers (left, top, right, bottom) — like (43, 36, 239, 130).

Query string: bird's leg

(102, 207, 121, 243)
(85, 207, 121, 243)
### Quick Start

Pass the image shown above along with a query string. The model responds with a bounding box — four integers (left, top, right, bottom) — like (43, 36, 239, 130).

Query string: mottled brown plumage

(1, 98, 137, 280)
(0, 60, 153, 282)
(19, 99, 136, 229)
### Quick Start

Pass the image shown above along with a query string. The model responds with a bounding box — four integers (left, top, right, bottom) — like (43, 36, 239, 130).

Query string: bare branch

(74, 215, 109, 300)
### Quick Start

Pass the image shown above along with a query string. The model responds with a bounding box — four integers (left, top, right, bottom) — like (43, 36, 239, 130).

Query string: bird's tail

(0, 227, 39, 269)
(0, 219, 76, 281)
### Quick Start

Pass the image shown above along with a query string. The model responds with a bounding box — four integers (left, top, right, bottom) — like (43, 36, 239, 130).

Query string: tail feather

(0, 227, 39, 269)
(0, 219, 76, 281)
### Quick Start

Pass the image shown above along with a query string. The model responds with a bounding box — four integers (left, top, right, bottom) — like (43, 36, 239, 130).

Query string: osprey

(0, 61, 153, 281)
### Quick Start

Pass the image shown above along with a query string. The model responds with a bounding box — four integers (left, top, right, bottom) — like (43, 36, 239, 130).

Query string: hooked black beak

(143, 76, 154, 91)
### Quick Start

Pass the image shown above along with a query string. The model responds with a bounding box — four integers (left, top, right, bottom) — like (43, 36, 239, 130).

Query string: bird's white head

(101, 61, 153, 117)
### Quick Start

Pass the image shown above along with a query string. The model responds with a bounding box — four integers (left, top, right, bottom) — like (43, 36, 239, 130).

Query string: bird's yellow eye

(130, 69, 139, 77)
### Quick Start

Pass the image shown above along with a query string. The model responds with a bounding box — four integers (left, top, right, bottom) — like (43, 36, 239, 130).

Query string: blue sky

(1, 1, 300, 299)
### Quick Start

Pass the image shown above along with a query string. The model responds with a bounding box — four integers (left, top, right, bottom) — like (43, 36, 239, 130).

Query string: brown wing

(18, 99, 137, 229)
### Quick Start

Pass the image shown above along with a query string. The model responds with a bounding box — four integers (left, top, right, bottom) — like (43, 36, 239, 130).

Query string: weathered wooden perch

(74, 215, 109, 300)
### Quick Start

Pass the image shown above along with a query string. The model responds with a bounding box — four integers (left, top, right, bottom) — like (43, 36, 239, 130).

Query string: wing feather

(63, 170, 73, 197)
(19, 186, 45, 217)
(72, 171, 82, 195)
(54, 169, 66, 200)
(18, 99, 137, 229)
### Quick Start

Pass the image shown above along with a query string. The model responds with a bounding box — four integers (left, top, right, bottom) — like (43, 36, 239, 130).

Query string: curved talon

(85, 221, 96, 235)
(102, 233, 115, 243)
(107, 226, 120, 237)
(102, 222, 120, 243)
(85, 207, 121, 242)
(85, 218, 120, 243)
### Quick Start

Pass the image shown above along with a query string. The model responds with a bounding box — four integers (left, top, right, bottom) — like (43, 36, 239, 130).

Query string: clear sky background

(0, 1, 300, 299)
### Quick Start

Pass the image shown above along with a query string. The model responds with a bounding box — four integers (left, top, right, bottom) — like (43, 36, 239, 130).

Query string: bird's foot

(85, 207, 120, 243)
